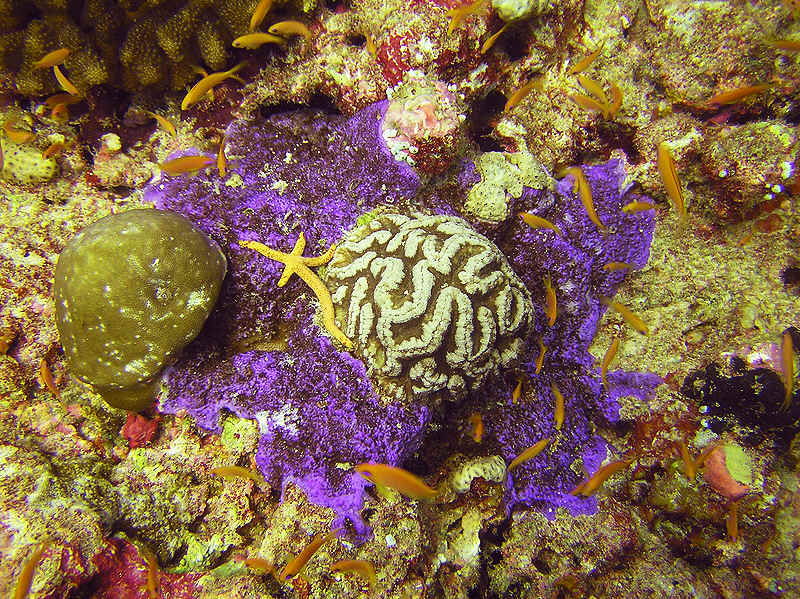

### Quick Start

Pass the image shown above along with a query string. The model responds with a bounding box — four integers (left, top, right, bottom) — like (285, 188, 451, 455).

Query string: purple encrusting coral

(146, 100, 661, 537)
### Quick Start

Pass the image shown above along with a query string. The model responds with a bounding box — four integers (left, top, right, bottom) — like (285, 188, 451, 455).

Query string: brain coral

(146, 100, 661, 538)
(324, 212, 533, 402)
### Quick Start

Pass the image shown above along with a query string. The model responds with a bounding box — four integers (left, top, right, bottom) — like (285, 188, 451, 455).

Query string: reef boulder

(54, 208, 227, 411)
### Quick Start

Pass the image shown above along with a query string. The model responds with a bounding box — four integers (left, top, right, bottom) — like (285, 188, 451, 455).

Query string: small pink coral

(381, 74, 465, 174)
(703, 446, 750, 500)
(121, 413, 159, 449)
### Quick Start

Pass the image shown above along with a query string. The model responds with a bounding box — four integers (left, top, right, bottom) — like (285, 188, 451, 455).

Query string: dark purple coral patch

(147, 100, 661, 537)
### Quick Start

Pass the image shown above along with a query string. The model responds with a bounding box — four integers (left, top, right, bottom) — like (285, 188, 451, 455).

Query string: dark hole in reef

(781, 264, 800, 293)
(324, 0, 348, 10)
(494, 24, 531, 62)
(681, 354, 800, 449)
(347, 33, 366, 47)
(597, 121, 642, 164)
(259, 93, 342, 119)
(532, 556, 552, 574)
(487, 549, 503, 566)
(468, 90, 508, 153)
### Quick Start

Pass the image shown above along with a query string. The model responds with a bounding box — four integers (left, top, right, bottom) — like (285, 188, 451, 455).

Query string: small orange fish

(569, 93, 610, 118)
(769, 39, 800, 51)
(233, 32, 287, 49)
(50, 103, 69, 121)
(144, 111, 176, 137)
(13, 542, 47, 599)
(446, 0, 488, 34)
(726, 501, 739, 541)
(508, 438, 550, 471)
(278, 530, 338, 581)
(44, 93, 82, 108)
(268, 21, 312, 54)
(504, 77, 543, 112)
(480, 22, 509, 54)
(552, 383, 564, 430)
(567, 44, 603, 75)
(249, 0, 273, 31)
(600, 296, 649, 335)
(559, 166, 606, 232)
(607, 83, 623, 117)
(656, 142, 687, 225)
(543, 275, 557, 327)
(159, 155, 215, 176)
(182, 63, 246, 110)
(571, 457, 634, 497)
(782, 331, 795, 410)
(211, 465, 267, 487)
(622, 201, 655, 214)
(512, 377, 523, 403)
(331, 559, 377, 590)
(217, 136, 227, 178)
(520, 212, 562, 236)
(3, 121, 33, 144)
(355, 463, 437, 499)
(468, 412, 483, 443)
(242, 556, 275, 574)
(706, 84, 770, 106)
(602, 261, 632, 271)
(677, 441, 697, 479)
(535, 337, 547, 374)
(365, 35, 377, 56)
(53, 64, 80, 96)
(33, 47, 70, 69)
(39, 357, 59, 396)
(601, 336, 619, 389)
(577, 74, 610, 106)
(42, 142, 66, 159)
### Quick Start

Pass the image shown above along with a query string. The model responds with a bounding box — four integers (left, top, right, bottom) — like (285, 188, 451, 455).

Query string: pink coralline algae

(381, 75, 467, 174)
(146, 100, 661, 538)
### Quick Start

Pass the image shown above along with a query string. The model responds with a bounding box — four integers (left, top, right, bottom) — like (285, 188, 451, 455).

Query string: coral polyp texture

(324, 212, 533, 402)
(0, 0, 254, 95)
(54, 209, 227, 411)
(146, 99, 661, 537)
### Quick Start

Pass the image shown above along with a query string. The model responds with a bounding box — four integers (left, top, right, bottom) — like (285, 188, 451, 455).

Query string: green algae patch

(723, 443, 753, 486)
(54, 209, 227, 411)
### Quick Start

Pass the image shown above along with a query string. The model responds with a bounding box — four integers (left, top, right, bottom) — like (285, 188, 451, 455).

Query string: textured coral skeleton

(325, 212, 533, 401)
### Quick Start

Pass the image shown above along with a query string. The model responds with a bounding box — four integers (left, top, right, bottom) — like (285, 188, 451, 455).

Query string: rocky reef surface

(1, 0, 799, 598)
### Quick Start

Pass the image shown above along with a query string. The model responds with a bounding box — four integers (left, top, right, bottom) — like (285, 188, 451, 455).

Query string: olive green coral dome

(54, 208, 227, 411)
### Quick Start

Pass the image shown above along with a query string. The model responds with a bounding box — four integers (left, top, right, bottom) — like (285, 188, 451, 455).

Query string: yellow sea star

(238, 233, 354, 349)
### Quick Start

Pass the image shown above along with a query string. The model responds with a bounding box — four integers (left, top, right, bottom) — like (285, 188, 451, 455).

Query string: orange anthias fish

(278, 530, 338, 581)
(159, 155, 215, 176)
(656, 141, 687, 225)
(52, 64, 80, 96)
(782, 331, 796, 410)
(559, 166, 607, 232)
(355, 463, 437, 499)
(33, 47, 70, 69)
(508, 438, 550, 471)
(543, 275, 557, 327)
(249, 0, 273, 31)
(551, 382, 564, 431)
(468, 412, 483, 442)
(331, 559, 376, 590)
(706, 84, 770, 107)
(181, 63, 246, 110)
(13, 542, 47, 599)
(571, 457, 635, 497)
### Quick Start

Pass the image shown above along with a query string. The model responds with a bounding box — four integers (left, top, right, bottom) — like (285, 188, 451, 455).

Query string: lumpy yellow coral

(0, 0, 258, 95)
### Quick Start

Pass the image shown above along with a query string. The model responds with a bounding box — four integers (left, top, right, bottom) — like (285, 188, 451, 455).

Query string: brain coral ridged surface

(325, 212, 533, 402)
(147, 100, 661, 537)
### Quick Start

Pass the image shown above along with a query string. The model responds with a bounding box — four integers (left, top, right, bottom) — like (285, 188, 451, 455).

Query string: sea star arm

(238, 235, 354, 349)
